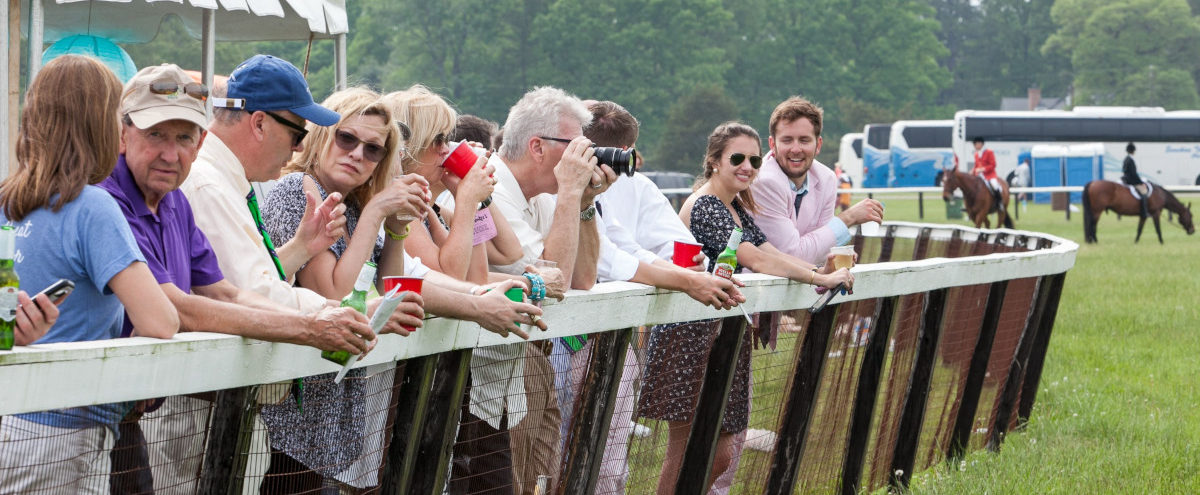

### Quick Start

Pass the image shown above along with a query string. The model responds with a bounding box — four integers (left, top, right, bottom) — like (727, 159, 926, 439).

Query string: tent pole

(3, 0, 19, 176)
(202, 8, 215, 118)
(335, 33, 346, 91)
(28, 0, 42, 81)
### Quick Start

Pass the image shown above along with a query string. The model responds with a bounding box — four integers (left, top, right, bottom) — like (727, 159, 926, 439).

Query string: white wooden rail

(0, 222, 1077, 416)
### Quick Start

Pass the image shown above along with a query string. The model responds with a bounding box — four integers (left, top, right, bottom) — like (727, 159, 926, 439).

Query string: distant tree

(1046, 0, 1200, 109)
(530, 0, 734, 154)
(653, 86, 739, 173)
(934, 0, 1068, 109)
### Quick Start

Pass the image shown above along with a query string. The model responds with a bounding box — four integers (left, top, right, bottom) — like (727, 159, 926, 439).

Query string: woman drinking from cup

(638, 122, 851, 493)
(383, 85, 531, 286)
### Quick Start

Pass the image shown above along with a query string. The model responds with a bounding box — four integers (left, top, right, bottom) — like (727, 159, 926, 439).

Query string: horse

(942, 168, 1013, 229)
(1081, 180, 1194, 244)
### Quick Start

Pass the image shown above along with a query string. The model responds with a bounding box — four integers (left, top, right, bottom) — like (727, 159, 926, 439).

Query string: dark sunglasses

(432, 133, 449, 147)
(260, 111, 308, 147)
(334, 130, 388, 163)
(148, 80, 209, 100)
(729, 152, 762, 169)
(539, 136, 573, 144)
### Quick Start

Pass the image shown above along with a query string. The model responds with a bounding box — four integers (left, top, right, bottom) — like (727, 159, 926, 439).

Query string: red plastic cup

(672, 240, 704, 268)
(383, 276, 423, 332)
(442, 141, 485, 179)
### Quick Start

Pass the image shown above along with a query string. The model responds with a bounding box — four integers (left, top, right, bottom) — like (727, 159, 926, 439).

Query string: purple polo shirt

(99, 155, 224, 336)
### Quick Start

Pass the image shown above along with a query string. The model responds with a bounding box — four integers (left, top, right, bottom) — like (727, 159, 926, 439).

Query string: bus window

(867, 126, 890, 149)
(853, 138, 862, 158)
(901, 126, 952, 149)
(1161, 119, 1200, 140)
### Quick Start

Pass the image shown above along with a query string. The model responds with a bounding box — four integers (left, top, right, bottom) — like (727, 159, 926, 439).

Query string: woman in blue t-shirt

(0, 55, 179, 494)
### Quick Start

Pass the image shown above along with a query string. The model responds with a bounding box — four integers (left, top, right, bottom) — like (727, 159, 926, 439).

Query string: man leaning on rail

(96, 62, 416, 493)
(547, 100, 746, 494)
(750, 97, 884, 265)
(446, 86, 613, 494)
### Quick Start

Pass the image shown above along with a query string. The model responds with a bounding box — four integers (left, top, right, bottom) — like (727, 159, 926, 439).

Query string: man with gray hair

(449, 86, 615, 494)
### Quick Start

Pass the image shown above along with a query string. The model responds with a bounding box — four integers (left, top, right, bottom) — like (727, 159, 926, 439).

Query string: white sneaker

(744, 429, 778, 452)
(631, 422, 652, 438)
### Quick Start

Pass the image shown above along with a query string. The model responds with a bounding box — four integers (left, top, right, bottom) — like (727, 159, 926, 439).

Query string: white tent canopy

(29, 0, 347, 43)
(3, 0, 348, 176)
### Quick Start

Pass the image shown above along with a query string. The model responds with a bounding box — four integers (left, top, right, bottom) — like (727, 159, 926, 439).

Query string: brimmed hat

(122, 63, 209, 130)
(226, 54, 339, 126)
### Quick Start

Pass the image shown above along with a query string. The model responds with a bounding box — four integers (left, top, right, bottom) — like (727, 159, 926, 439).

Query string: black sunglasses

(334, 130, 388, 163)
(729, 152, 762, 169)
(148, 80, 209, 100)
(260, 111, 308, 147)
(539, 136, 573, 144)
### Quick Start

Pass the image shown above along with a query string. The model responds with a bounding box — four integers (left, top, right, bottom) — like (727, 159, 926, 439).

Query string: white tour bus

(952, 107, 1200, 186)
(889, 120, 953, 187)
(838, 133, 863, 186)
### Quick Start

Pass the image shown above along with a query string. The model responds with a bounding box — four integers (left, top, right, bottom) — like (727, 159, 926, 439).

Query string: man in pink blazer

(750, 97, 883, 265)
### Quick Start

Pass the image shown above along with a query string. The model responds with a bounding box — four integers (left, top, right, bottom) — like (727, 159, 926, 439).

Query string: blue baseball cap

(226, 54, 339, 126)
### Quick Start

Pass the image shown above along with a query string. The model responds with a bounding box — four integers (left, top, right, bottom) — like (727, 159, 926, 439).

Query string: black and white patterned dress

(637, 195, 766, 433)
(258, 172, 388, 478)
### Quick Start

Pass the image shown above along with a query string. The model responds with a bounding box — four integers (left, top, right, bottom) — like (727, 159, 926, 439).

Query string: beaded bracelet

(523, 273, 546, 302)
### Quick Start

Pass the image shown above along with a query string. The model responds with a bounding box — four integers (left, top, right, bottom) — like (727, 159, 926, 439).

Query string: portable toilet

(1065, 143, 1104, 203)
(1031, 145, 1067, 203)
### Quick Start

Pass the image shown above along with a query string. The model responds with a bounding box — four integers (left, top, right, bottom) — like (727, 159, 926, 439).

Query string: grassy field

(627, 193, 1200, 494)
(873, 194, 1200, 494)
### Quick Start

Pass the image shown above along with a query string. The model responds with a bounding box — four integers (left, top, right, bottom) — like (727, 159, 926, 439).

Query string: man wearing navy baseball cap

(181, 54, 352, 313)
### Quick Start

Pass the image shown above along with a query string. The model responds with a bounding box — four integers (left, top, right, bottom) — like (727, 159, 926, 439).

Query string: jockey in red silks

(971, 137, 1004, 210)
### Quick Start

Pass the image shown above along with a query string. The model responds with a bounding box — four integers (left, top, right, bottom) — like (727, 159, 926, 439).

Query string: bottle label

(0, 287, 17, 322)
(354, 263, 377, 292)
(714, 262, 734, 281)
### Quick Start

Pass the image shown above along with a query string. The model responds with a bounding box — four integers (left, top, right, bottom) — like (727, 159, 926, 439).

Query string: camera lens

(593, 146, 637, 177)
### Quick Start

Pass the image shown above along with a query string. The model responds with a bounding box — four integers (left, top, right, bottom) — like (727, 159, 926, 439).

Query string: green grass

(876, 194, 1200, 494)
(627, 193, 1200, 494)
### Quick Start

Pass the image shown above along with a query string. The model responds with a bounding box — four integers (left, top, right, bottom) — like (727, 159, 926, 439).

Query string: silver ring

(530, 314, 542, 323)
(591, 182, 602, 189)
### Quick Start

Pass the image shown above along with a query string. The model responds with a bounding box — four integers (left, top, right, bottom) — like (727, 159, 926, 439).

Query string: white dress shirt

(180, 134, 327, 313)
(596, 172, 695, 262)
(467, 155, 554, 429)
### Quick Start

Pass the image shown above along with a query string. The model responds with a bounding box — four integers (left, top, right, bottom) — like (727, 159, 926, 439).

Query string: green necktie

(246, 188, 286, 281)
(247, 188, 303, 410)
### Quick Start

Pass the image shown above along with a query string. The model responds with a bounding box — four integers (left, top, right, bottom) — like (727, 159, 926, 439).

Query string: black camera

(593, 147, 638, 177)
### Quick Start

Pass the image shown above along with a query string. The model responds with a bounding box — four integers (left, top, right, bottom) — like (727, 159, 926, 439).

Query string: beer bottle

(322, 261, 376, 365)
(0, 226, 16, 350)
(712, 227, 742, 280)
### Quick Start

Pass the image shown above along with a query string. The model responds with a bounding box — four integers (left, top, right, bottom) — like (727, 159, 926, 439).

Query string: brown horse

(942, 169, 1013, 229)
(1081, 180, 1194, 244)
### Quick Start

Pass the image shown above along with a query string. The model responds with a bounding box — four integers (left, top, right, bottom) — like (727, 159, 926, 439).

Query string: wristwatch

(580, 203, 597, 221)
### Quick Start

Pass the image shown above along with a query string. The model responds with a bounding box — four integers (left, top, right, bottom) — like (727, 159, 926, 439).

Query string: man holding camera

(447, 86, 613, 494)
(548, 100, 746, 494)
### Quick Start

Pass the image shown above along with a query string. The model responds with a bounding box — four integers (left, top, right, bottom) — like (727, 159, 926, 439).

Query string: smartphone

(35, 279, 75, 301)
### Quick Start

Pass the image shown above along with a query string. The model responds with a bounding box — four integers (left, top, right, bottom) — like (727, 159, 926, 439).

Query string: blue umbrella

(42, 34, 138, 82)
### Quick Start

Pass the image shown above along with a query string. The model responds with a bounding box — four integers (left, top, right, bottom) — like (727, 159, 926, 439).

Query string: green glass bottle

(712, 227, 742, 281)
(322, 261, 376, 365)
(0, 226, 18, 350)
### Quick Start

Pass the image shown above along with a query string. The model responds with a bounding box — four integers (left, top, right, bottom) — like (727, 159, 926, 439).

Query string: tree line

(117, 0, 1200, 173)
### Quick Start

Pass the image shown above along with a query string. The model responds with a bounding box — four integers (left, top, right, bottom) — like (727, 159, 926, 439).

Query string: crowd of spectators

(0, 53, 881, 494)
